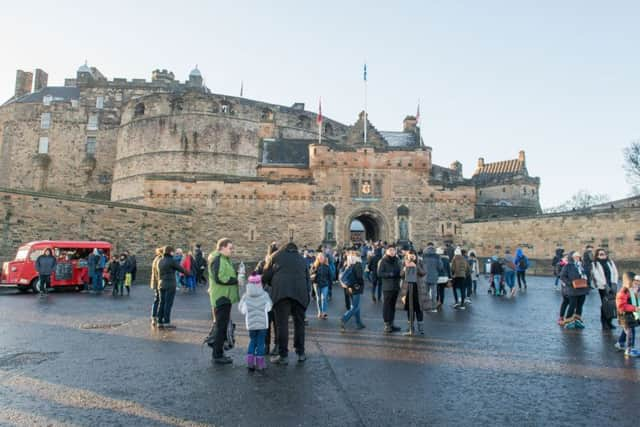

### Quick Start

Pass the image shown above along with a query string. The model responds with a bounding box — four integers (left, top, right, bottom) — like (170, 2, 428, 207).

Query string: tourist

(255, 242, 279, 355)
(149, 247, 163, 327)
(121, 253, 133, 296)
(583, 245, 594, 288)
(35, 248, 56, 296)
(423, 244, 442, 312)
(368, 245, 383, 303)
(560, 251, 590, 329)
(461, 249, 473, 304)
(615, 272, 640, 357)
(127, 251, 137, 285)
(436, 247, 451, 310)
(591, 248, 619, 330)
(451, 248, 470, 309)
(378, 245, 403, 333)
(181, 251, 197, 293)
(158, 246, 188, 329)
(173, 249, 184, 290)
(552, 247, 565, 291)
(194, 244, 207, 286)
(87, 249, 103, 292)
(514, 248, 529, 290)
(310, 252, 331, 319)
(557, 253, 571, 325)
(112, 254, 128, 296)
(107, 255, 119, 290)
(340, 252, 366, 331)
(468, 251, 480, 295)
(489, 256, 504, 296)
(238, 272, 272, 372)
(503, 250, 517, 297)
(208, 238, 239, 364)
(262, 241, 310, 364)
(400, 249, 426, 335)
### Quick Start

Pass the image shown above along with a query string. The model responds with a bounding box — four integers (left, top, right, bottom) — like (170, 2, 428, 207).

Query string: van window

(29, 249, 44, 261)
(15, 247, 30, 261)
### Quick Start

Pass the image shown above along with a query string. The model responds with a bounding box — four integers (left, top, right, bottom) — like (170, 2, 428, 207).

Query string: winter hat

(248, 274, 262, 285)
(634, 275, 640, 282)
(571, 251, 581, 259)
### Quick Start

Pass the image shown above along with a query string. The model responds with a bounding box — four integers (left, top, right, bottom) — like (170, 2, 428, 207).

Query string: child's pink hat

(248, 274, 262, 284)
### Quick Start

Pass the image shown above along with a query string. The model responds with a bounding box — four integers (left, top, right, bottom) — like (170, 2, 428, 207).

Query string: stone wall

(0, 188, 192, 267)
(461, 208, 640, 274)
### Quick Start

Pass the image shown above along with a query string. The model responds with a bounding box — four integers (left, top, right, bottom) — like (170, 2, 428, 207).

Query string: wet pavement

(0, 276, 639, 427)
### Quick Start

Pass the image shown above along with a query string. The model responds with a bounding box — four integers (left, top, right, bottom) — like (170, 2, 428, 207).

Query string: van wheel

(18, 286, 30, 293)
(30, 278, 39, 294)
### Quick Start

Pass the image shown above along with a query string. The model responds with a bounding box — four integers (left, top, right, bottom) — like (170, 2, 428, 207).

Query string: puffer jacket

(377, 255, 402, 292)
(451, 255, 470, 278)
(238, 283, 273, 331)
(616, 287, 639, 328)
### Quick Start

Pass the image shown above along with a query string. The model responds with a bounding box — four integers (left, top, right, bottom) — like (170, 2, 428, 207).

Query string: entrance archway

(345, 208, 388, 244)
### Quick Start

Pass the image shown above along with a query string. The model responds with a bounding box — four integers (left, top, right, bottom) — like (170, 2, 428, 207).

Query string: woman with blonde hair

(310, 252, 332, 319)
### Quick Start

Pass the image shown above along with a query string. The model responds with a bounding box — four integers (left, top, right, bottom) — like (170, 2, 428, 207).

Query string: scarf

(597, 259, 611, 286)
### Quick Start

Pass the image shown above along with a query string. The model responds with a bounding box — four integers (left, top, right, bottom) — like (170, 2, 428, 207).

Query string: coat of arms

(361, 181, 371, 195)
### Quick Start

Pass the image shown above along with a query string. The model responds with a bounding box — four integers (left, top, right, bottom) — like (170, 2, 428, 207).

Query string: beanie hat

(248, 274, 262, 284)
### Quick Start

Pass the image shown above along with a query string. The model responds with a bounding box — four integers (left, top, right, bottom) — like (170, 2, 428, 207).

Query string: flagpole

(317, 97, 323, 145)
(364, 63, 368, 145)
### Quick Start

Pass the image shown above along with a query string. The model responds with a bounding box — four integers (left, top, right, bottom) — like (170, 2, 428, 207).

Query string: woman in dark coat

(255, 242, 279, 355)
(560, 251, 590, 329)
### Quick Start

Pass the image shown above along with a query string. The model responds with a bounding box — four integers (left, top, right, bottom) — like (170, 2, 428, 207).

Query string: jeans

(265, 311, 276, 351)
(212, 301, 231, 358)
(158, 288, 176, 324)
(517, 271, 527, 288)
(344, 287, 352, 310)
(472, 279, 477, 294)
(185, 275, 196, 291)
(274, 298, 306, 357)
(566, 294, 586, 318)
(427, 283, 437, 309)
(437, 282, 446, 305)
(38, 274, 51, 293)
(555, 276, 561, 287)
(92, 271, 103, 291)
(619, 328, 636, 349)
(343, 293, 362, 325)
(504, 271, 516, 289)
(151, 289, 160, 319)
(248, 329, 267, 356)
(453, 277, 466, 303)
(559, 295, 570, 318)
(382, 290, 399, 323)
(371, 277, 382, 300)
(314, 285, 329, 314)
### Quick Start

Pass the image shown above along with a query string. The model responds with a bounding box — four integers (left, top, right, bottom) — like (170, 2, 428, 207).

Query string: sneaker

(624, 348, 640, 358)
(574, 319, 585, 329)
(564, 321, 576, 330)
(271, 355, 289, 365)
(429, 308, 438, 313)
(614, 342, 626, 352)
(213, 356, 233, 365)
(453, 303, 461, 308)
(454, 305, 466, 310)
(297, 354, 307, 363)
(556, 317, 564, 326)
(465, 298, 472, 304)
(390, 325, 401, 332)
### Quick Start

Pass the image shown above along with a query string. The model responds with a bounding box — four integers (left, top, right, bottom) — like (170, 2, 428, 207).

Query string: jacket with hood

(158, 254, 187, 291)
(238, 282, 273, 331)
(261, 242, 311, 308)
(451, 255, 470, 278)
(422, 247, 442, 284)
(35, 254, 57, 276)
(377, 254, 402, 292)
(514, 248, 529, 272)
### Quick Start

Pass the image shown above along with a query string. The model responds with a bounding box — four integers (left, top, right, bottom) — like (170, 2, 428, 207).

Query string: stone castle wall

(0, 188, 192, 267)
(461, 208, 640, 274)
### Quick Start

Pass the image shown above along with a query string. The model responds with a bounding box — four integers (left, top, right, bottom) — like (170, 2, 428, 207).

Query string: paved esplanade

(0, 277, 638, 426)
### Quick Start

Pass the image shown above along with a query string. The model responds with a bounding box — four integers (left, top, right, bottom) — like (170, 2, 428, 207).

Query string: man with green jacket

(207, 238, 239, 365)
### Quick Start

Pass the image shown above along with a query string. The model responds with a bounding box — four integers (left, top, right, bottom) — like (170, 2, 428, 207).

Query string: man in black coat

(157, 246, 187, 329)
(262, 241, 311, 364)
(377, 245, 402, 333)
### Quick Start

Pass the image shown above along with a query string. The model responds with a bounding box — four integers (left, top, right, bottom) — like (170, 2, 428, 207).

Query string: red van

(1, 240, 112, 293)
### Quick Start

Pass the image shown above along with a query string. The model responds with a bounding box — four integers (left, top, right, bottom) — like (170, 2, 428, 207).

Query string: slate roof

(260, 139, 313, 166)
(379, 131, 419, 147)
(4, 87, 80, 105)
(471, 158, 530, 185)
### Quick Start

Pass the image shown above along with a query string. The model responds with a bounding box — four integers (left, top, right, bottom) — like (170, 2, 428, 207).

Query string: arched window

(323, 204, 336, 242)
(134, 102, 145, 117)
(397, 205, 410, 216)
(397, 205, 409, 241)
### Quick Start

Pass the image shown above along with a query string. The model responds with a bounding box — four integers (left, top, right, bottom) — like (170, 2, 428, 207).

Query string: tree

(544, 190, 610, 213)
(623, 140, 640, 195)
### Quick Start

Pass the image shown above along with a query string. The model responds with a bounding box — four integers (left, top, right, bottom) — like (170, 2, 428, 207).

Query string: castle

(0, 64, 542, 256)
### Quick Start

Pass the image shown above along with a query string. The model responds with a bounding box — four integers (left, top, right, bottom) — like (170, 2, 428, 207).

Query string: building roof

(260, 139, 312, 166)
(472, 158, 528, 185)
(4, 86, 80, 105)
(379, 131, 419, 148)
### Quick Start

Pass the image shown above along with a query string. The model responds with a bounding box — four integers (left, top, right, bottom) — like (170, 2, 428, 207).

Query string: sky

(1, 0, 638, 208)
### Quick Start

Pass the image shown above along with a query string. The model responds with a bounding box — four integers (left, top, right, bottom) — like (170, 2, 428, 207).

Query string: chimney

(14, 70, 33, 98)
(518, 150, 526, 162)
(477, 157, 485, 168)
(450, 161, 462, 175)
(34, 69, 48, 92)
(403, 115, 417, 132)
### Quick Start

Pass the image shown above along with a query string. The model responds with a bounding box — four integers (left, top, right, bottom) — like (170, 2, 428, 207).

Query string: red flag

(317, 98, 323, 124)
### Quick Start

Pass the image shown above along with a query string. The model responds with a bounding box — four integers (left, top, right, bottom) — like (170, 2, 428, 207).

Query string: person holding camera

(400, 249, 426, 335)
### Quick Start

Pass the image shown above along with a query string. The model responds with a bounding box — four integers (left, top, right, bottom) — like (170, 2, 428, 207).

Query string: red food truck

(1, 240, 112, 293)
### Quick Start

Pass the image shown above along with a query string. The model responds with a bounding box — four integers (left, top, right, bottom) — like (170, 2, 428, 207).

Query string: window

(86, 137, 97, 156)
(43, 95, 52, 106)
(87, 114, 98, 130)
(221, 104, 230, 114)
(38, 137, 49, 154)
(98, 174, 111, 184)
(71, 99, 79, 108)
(134, 102, 145, 117)
(502, 187, 506, 193)
(40, 113, 51, 129)
(96, 96, 104, 109)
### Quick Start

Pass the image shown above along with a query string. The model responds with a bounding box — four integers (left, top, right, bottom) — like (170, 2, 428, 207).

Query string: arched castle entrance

(345, 207, 388, 243)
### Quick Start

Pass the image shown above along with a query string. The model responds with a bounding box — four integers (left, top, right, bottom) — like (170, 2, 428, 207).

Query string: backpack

(339, 266, 356, 287)
(518, 257, 527, 270)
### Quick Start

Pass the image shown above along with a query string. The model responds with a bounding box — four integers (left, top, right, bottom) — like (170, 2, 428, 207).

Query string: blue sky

(1, 0, 638, 208)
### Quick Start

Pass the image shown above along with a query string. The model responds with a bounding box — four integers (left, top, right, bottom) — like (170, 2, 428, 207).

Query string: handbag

(437, 276, 449, 284)
(572, 278, 588, 289)
(623, 312, 639, 328)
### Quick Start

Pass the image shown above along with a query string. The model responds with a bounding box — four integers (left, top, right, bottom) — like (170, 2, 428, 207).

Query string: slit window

(86, 137, 97, 156)
(40, 113, 51, 129)
(87, 114, 98, 130)
(38, 137, 49, 154)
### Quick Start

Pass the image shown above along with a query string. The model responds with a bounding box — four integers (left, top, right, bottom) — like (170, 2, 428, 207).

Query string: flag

(363, 63, 367, 82)
(240, 80, 243, 97)
(317, 98, 323, 124)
